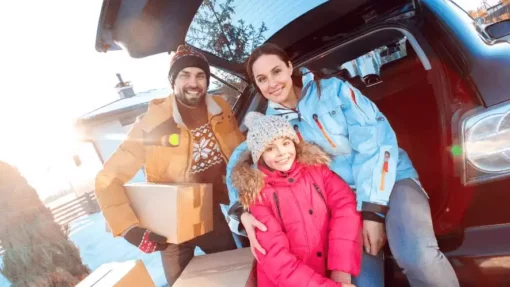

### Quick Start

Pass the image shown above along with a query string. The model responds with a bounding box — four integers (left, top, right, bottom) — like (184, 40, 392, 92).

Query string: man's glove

(124, 227, 169, 253)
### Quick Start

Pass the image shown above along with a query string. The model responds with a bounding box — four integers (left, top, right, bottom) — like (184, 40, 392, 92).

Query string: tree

(185, 0, 268, 107)
(0, 161, 90, 287)
(186, 0, 268, 64)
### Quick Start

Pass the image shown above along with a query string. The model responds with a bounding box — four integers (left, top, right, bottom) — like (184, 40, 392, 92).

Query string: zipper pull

(312, 114, 337, 148)
(293, 124, 303, 141)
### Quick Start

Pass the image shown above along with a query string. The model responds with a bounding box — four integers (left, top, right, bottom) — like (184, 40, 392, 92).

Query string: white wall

(70, 119, 146, 197)
(89, 120, 146, 183)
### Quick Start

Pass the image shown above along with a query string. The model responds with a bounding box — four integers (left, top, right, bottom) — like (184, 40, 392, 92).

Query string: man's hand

(330, 271, 352, 285)
(362, 220, 387, 256)
(124, 227, 169, 254)
(241, 212, 267, 261)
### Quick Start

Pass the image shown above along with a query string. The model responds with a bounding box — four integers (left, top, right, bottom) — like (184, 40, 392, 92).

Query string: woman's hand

(362, 220, 387, 256)
(241, 212, 267, 260)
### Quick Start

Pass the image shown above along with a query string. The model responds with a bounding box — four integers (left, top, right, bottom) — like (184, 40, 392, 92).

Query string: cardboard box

(174, 248, 256, 287)
(124, 183, 213, 244)
(77, 260, 155, 287)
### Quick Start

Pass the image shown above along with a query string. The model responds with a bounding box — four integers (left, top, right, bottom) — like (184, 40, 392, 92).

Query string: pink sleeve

(320, 166, 363, 276)
(250, 202, 340, 287)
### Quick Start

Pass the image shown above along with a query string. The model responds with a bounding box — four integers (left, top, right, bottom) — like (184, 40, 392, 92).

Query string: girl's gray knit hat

(244, 111, 300, 163)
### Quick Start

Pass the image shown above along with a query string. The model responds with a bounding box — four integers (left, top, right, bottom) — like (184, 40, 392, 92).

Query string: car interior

(238, 29, 445, 222)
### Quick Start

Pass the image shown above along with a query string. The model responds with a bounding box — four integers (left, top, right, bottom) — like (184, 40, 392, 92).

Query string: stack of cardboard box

(94, 183, 256, 286)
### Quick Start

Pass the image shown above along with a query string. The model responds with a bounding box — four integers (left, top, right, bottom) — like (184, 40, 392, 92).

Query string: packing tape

(193, 222, 204, 236)
(193, 186, 201, 208)
(178, 262, 255, 279)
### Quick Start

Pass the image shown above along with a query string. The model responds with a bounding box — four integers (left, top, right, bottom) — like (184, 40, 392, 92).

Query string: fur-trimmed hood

(231, 142, 331, 209)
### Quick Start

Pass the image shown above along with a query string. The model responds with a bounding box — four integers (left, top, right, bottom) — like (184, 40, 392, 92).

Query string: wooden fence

(0, 192, 100, 256)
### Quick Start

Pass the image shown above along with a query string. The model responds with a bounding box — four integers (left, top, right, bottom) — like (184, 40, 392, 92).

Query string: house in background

(487, 2, 510, 22)
(72, 75, 172, 196)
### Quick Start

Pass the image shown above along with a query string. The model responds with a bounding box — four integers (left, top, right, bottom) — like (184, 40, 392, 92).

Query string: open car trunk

(95, 0, 460, 231)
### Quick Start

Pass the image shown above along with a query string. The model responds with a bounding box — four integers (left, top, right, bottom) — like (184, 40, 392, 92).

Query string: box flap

(174, 248, 255, 287)
(76, 261, 137, 287)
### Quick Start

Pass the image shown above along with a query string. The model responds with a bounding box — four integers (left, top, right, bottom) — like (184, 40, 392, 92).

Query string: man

(95, 45, 245, 285)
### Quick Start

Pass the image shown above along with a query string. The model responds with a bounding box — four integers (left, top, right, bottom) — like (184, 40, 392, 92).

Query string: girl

(231, 111, 361, 287)
(226, 43, 459, 287)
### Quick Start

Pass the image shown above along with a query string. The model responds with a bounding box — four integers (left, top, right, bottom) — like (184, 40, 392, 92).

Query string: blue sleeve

(337, 80, 399, 213)
(221, 141, 249, 236)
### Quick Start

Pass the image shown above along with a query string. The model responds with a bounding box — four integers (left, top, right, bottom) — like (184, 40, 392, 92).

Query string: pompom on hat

(244, 112, 300, 163)
(168, 45, 210, 87)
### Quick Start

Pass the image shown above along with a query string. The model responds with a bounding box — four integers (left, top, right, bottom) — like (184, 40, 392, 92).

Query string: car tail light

(462, 101, 510, 185)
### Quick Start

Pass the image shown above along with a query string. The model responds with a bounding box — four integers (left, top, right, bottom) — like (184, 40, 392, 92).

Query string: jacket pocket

(145, 142, 189, 181)
(289, 245, 309, 261)
(348, 125, 378, 154)
(317, 104, 346, 135)
(314, 104, 352, 155)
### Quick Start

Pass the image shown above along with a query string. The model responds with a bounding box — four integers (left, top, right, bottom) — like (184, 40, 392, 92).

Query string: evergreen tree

(186, 0, 267, 107)
(0, 161, 90, 287)
(186, 0, 268, 64)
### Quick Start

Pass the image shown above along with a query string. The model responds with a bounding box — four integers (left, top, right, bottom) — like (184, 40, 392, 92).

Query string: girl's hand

(330, 271, 352, 285)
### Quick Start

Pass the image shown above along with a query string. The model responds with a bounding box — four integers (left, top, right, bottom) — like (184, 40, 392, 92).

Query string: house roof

(77, 86, 224, 127)
(78, 88, 171, 124)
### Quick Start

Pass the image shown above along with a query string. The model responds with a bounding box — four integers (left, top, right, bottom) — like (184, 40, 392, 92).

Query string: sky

(454, 0, 501, 11)
(0, 0, 502, 193)
(0, 1, 171, 186)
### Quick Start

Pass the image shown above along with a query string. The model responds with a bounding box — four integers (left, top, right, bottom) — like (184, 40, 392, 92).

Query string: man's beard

(176, 88, 206, 107)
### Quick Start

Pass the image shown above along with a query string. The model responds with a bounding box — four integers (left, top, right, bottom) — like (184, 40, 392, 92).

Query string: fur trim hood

(231, 142, 331, 209)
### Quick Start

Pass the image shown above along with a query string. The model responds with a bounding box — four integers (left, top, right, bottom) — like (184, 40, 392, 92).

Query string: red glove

(124, 227, 169, 253)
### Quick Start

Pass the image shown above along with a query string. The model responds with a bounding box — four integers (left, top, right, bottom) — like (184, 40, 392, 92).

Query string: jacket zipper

(312, 183, 330, 215)
(210, 115, 229, 162)
(184, 129, 193, 181)
(312, 114, 336, 148)
(273, 192, 286, 232)
(293, 125, 303, 141)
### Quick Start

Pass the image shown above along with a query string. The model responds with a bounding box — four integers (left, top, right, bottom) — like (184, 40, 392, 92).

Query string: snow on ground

(67, 213, 169, 286)
(1, 213, 168, 286)
(0, 210, 244, 287)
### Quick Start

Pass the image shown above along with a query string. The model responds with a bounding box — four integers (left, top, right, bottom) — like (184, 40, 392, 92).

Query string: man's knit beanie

(168, 45, 210, 88)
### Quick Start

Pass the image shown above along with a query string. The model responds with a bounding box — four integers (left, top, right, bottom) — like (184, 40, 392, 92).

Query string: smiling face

(251, 54, 295, 106)
(261, 137, 296, 172)
(173, 67, 207, 106)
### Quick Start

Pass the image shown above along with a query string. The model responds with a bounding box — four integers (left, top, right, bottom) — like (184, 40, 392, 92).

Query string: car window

(185, 0, 328, 63)
(209, 67, 248, 108)
(340, 37, 408, 79)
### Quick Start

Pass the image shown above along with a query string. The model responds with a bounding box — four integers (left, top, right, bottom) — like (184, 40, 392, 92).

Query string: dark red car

(95, 0, 510, 285)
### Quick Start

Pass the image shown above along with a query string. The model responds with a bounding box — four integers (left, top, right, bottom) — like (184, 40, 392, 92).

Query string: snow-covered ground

(1, 213, 168, 286)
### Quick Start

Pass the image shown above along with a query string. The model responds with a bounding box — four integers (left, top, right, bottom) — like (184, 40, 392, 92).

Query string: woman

(226, 43, 459, 287)
(231, 111, 361, 286)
